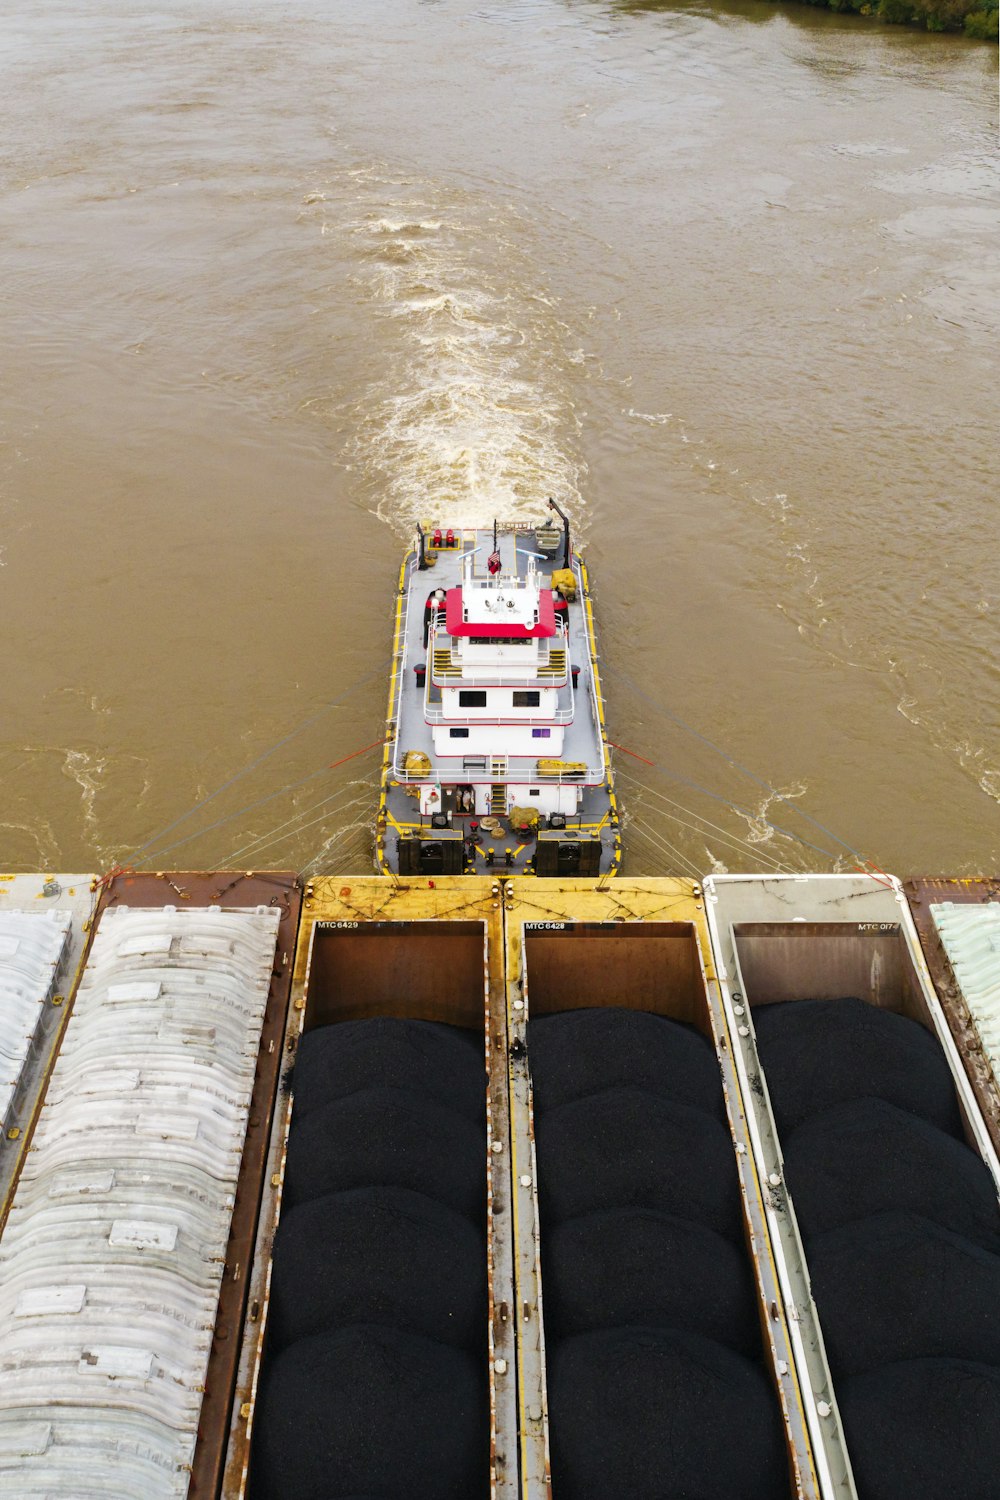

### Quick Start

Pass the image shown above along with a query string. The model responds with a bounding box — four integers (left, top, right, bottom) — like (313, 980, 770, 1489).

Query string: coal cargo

(548, 1327, 788, 1500)
(528, 993, 790, 1500)
(754, 988, 1000, 1497)
(267, 1187, 485, 1355)
(250, 1016, 489, 1499)
(527, 1008, 725, 1117)
(543, 1206, 759, 1354)
(806, 1211, 1000, 1379)
(780, 1097, 1000, 1252)
(292, 1016, 485, 1123)
(753, 997, 962, 1138)
(535, 1086, 741, 1239)
(252, 1326, 488, 1500)
(838, 1358, 1000, 1500)
(281, 1083, 486, 1221)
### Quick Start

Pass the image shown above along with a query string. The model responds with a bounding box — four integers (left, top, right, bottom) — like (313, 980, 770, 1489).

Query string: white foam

(339, 179, 585, 533)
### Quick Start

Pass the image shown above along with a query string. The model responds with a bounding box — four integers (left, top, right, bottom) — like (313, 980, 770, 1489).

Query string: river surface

(2, 0, 997, 878)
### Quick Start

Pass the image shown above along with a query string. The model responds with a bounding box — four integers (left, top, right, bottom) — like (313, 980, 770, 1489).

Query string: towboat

(377, 505, 620, 877)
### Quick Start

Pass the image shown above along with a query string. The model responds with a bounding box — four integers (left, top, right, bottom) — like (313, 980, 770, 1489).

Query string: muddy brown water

(1, 0, 997, 878)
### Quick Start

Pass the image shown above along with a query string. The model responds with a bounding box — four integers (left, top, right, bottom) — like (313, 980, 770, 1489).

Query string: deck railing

(427, 624, 569, 689)
(389, 754, 607, 785)
(422, 703, 576, 727)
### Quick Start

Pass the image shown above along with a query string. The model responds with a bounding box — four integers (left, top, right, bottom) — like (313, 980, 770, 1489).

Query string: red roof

(444, 587, 556, 638)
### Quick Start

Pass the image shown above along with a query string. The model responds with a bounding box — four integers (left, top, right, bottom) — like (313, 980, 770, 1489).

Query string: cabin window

(513, 691, 541, 707)
(458, 690, 488, 707)
(529, 789, 540, 796)
(450, 728, 470, 739)
(532, 728, 551, 739)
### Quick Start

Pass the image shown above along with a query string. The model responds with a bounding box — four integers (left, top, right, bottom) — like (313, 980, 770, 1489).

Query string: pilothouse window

(468, 637, 532, 646)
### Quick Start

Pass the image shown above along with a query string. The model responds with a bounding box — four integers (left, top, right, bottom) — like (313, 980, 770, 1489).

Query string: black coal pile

(252, 1326, 486, 1500)
(549, 1327, 788, 1500)
(535, 1086, 742, 1240)
(808, 1210, 1000, 1379)
(756, 996, 1000, 1497)
(528, 1007, 789, 1500)
(781, 1097, 1000, 1250)
(267, 1186, 485, 1354)
(250, 1018, 488, 1500)
(282, 1083, 486, 1221)
(293, 1016, 485, 1123)
(753, 996, 963, 1139)
(839, 1358, 1000, 1500)
(543, 1206, 759, 1354)
(528, 1008, 725, 1117)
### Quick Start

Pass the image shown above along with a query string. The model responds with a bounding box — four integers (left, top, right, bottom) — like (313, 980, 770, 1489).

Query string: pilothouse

(378, 505, 619, 876)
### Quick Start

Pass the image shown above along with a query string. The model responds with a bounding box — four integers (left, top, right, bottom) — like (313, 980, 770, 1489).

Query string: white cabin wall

(508, 784, 580, 815)
(455, 641, 541, 668)
(431, 725, 565, 756)
(419, 785, 444, 816)
(441, 687, 559, 719)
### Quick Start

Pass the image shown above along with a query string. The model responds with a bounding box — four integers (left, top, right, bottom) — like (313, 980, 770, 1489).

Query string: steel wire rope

(300, 816, 373, 876)
(627, 821, 702, 881)
(134, 741, 383, 868)
(629, 798, 791, 874)
(626, 812, 703, 879)
(610, 744, 841, 864)
(220, 782, 367, 866)
(615, 768, 792, 873)
(603, 661, 867, 865)
(133, 763, 334, 868)
(617, 768, 791, 876)
(222, 791, 372, 868)
(634, 813, 702, 876)
(124, 660, 388, 866)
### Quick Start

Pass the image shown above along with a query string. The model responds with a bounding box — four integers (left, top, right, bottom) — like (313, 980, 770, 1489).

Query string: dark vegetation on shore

(786, 0, 998, 38)
(619, 0, 997, 41)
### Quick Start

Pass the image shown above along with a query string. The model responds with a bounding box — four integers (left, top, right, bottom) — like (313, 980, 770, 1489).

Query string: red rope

(329, 738, 383, 770)
(607, 740, 655, 767)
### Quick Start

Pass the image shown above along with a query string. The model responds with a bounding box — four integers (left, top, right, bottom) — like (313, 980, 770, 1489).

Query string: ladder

(538, 648, 567, 679)
(432, 647, 461, 678)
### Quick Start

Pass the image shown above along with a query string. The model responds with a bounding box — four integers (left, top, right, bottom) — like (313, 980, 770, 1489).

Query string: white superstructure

(380, 517, 617, 876)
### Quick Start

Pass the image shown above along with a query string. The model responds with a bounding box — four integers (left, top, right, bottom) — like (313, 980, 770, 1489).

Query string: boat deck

(379, 527, 617, 875)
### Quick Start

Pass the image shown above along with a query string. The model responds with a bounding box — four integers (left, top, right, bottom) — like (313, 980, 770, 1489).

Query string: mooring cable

(125, 661, 387, 866)
(615, 767, 792, 873)
(603, 661, 867, 866)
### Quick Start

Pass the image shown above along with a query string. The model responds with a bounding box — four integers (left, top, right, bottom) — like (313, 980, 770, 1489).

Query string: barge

(0, 870, 998, 1498)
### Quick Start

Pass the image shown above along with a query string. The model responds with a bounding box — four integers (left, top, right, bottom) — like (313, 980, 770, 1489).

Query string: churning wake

(305, 165, 587, 533)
